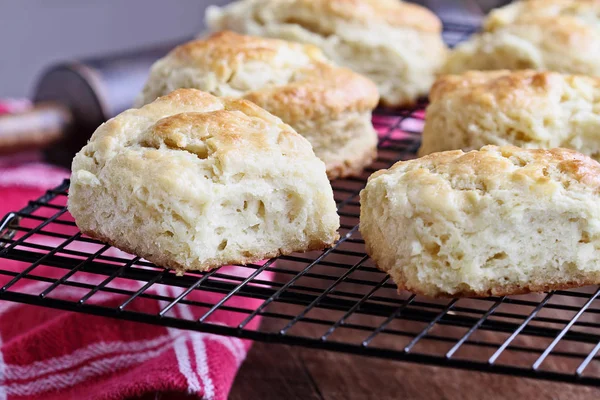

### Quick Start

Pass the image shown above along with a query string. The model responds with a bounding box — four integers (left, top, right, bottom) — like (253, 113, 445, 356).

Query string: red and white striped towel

(0, 100, 265, 400)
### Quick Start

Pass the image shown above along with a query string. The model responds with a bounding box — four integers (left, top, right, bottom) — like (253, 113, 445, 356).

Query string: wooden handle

(0, 102, 72, 154)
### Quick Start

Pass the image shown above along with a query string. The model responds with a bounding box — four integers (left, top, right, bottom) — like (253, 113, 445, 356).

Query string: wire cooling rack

(4, 22, 600, 387)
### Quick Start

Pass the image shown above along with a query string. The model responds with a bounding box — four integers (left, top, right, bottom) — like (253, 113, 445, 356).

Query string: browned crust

(368, 145, 600, 191)
(164, 32, 380, 124)
(81, 228, 338, 275)
(326, 144, 378, 181)
(174, 31, 323, 65)
(429, 70, 600, 105)
(282, 0, 442, 33)
(244, 64, 380, 124)
(484, 0, 600, 43)
(392, 279, 600, 299)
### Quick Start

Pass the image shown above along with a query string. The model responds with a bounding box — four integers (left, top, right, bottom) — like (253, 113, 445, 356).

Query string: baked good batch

(67, 2, 600, 298)
(360, 146, 600, 298)
(69, 89, 340, 273)
(136, 31, 379, 179)
(419, 70, 600, 158)
(205, 0, 447, 107)
(443, 0, 600, 75)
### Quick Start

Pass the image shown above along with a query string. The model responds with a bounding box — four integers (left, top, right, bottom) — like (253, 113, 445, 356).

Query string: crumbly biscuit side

(361, 146, 600, 297)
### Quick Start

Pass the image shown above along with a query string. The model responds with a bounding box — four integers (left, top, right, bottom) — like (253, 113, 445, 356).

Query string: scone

(205, 0, 447, 107)
(419, 70, 600, 159)
(360, 145, 600, 297)
(69, 89, 340, 273)
(136, 31, 379, 179)
(443, 0, 600, 75)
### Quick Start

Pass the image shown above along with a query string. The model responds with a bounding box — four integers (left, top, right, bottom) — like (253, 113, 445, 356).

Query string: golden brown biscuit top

(278, 0, 442, 33)
(241, 60, 380, 122)
(87, 89, 315, 175)
(485, 0, 600, 31)
(152, 31, 379, 122)
(482, 0, 600, 49)
(371, 146, 600, 195)
(430, 70, 600, 107)
(173, 31, 326, 73)
(210, 0, 440, 33)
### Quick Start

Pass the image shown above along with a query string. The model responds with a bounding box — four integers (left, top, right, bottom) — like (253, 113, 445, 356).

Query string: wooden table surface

(229, 318, 600, 400)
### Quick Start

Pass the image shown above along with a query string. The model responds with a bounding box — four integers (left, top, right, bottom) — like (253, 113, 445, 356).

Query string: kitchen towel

(0, 101, 264, 400)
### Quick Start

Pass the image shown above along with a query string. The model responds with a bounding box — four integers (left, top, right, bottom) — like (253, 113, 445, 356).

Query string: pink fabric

(0, 102, 267, 400)
(372, 112, 423, 143)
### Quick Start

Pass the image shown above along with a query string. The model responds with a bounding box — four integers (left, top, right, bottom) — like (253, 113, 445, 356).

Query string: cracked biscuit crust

(69, 89, 340, 273)
(419, 70, 600, 159)
(443, 0, 600, 75)
(136, 32, 379, 123)
(136, 31, 379, 179)
(361, 145, 600, 297)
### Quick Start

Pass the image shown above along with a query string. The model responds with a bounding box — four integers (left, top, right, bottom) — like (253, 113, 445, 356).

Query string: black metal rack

(5, 22, 600, 387)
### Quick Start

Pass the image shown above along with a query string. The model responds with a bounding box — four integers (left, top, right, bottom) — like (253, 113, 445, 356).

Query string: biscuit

(205, 0, 447, 107)
(69, 89, 340, 273)
(360, 145, 600, 297)
(419, 70, 600, 159)
(443, 0, 600, 75)
(136, 31, 379, 179)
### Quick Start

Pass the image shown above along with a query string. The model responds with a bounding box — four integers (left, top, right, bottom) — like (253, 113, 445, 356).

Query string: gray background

(1, 0, 502, 98)
(1, 0, 230, 98)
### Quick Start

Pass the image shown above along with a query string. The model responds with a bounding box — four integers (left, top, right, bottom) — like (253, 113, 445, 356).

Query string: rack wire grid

(4, 22, 600, 387)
